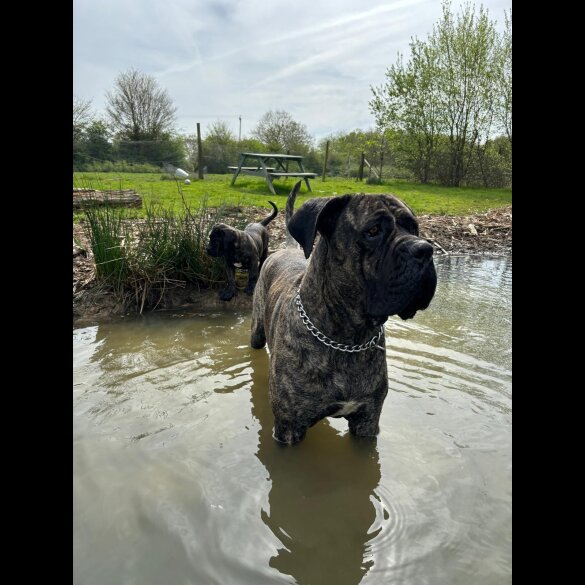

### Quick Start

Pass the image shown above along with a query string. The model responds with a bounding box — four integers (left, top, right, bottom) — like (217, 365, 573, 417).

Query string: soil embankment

(73, 206, 511, 323)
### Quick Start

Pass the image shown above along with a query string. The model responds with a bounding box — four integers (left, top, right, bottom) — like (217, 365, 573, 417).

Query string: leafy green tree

(370, 41, 441, 183)
(83, 120, 113, 162)
(318, 129, 399, 179)
(113, 133, 186, 167)
(238, 137, 265, 153)
(370, 1, 509, 186)
(201, 120, 238, 173)
(182, 134, 200, 173)
(496, 10, 512, 146)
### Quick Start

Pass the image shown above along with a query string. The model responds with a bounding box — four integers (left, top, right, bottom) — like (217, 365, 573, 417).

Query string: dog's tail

(285, 181, 302, 247)
(260, 201, 278, 226)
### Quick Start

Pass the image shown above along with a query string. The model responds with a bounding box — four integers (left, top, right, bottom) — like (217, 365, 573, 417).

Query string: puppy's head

(206, 224, 237, 258)
(288, 193, 436, 320)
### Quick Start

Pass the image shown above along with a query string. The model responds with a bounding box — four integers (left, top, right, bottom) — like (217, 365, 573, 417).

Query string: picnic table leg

(265, 174, 277, 195)
(230, 155, 245, 186)
(298, 160, 313, 192)
(257, 158, 277, 195)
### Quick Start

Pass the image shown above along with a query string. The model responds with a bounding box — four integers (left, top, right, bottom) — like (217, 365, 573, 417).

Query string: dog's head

(206, 224, 238, 258)
(288, 189, 436, 320)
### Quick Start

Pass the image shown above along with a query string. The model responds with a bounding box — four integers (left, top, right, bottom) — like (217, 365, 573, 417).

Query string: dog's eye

(366, 225, 381, 238)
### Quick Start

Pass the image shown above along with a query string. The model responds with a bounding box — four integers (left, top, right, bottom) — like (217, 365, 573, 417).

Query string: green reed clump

(83, 182, 244, 313)
(84, 203, 130, 295)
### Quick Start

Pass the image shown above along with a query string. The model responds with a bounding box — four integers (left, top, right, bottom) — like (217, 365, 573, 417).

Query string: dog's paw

(250, 332, 266, 349)
(273, 423, 307, 445)
(219, 289, 236, 301)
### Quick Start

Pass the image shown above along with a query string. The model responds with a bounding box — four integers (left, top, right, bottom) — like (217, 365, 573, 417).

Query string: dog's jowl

(207, 201, 278, 301)
(251, 182, 436, 444)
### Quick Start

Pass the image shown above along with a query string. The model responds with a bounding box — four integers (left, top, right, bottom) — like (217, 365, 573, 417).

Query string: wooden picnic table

(229, 152, 317, 195)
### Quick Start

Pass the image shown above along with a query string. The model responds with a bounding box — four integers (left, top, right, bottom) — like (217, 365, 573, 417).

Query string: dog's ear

(223, 228, 236, 248)
(288, 195, 351, 258)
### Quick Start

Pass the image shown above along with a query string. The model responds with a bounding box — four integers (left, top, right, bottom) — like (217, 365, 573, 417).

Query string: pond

(73, 255, 511, 585)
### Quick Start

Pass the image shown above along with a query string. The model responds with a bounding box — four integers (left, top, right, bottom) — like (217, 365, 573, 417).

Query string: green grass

(73, 172, 511, 218)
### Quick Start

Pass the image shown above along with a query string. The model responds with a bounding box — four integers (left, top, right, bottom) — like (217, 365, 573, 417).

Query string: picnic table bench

(229, 152, 317, 195)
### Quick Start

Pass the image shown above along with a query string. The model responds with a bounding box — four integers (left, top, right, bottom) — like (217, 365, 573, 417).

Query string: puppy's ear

(288, 195, 351, 258)
(223, 228, 236, 247)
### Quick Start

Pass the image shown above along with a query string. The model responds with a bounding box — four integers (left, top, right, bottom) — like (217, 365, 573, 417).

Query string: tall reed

(83, 181, 245, 313)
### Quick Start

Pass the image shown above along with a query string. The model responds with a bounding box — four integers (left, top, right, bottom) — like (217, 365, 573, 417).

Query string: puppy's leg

(219, 263, 237, 301)
(244, 261, 260, 296)
(259, 246, 268, 268)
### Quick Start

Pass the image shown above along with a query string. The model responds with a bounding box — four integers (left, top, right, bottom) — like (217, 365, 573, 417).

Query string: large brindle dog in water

(251, 182, 437, 444)
(207, 201, 278, 300)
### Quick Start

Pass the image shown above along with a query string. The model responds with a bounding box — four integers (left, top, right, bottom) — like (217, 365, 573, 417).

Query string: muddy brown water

(73, 255, 511, 585)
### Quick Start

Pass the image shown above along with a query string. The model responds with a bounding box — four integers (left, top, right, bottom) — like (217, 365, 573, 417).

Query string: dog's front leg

(270, 383, 332, 445)
(219, 263, 237, 301)
(346, 397, 386, 437)
(273, 416, 309, 445)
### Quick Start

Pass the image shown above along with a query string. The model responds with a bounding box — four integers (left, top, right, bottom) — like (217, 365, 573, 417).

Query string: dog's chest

(230, 249, 248, 268)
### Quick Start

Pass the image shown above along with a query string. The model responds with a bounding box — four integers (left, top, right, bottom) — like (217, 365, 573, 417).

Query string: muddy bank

(73, 205, 511, 324)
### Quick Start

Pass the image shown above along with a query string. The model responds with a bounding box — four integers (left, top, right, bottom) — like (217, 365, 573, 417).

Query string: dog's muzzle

(366, 237, 436, 319)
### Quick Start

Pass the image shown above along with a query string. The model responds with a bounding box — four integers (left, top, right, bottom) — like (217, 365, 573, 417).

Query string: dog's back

(251, 185, 305, 349)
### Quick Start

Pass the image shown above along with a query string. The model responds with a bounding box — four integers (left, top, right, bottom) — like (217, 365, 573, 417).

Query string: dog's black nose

(409, 240, 434, 260)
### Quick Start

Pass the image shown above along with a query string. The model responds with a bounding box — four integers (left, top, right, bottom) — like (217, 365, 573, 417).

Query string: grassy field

(73, 172, 511, 218)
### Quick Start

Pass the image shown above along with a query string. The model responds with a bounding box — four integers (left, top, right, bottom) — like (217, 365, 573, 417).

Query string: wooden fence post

(322, 140, 330, 182)
(197, 123, 204, 179)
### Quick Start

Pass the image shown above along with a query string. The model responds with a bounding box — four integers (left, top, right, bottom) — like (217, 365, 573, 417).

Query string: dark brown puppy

(251, 182, 436, 444)
(207, 201, 278, 301)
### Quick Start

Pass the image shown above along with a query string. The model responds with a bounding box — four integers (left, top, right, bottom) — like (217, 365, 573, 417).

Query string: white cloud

(73, 0, 512, 143)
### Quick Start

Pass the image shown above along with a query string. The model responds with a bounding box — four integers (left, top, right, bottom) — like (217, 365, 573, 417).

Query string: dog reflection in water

(250, 356, 383, 585)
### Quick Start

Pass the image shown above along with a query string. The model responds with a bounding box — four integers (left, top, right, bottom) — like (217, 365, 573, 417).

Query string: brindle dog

(207, 201, 278, 301)
(251, 182, 436, 444)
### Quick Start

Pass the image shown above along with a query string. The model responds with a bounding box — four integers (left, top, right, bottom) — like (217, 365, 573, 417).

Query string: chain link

(294, 290, 385, 352)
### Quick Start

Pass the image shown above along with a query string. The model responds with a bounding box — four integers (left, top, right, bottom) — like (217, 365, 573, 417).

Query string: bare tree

(73, 96, 93, 132)
(105, 69, 177, 140)
(252, 110, 313, 153)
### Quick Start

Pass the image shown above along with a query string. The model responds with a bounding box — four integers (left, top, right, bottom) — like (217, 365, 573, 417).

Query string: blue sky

(73, 0, 511, 144)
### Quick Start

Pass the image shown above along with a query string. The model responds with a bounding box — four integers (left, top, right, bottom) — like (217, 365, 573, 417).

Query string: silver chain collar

(294, 289, 385, 352)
